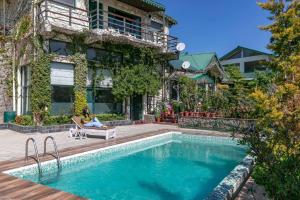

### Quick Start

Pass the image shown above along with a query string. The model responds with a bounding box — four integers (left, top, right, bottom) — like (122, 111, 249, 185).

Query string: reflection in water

(138, 181, 183, 200)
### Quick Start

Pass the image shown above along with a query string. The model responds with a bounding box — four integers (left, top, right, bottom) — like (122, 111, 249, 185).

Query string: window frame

(55, 0, 76, 7)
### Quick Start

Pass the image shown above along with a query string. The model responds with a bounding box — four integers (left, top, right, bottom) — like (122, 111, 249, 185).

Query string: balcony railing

(37, 0, 178, 52)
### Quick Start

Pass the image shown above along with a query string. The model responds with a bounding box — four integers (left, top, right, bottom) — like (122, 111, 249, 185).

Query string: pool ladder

(25, 136, 61, 175)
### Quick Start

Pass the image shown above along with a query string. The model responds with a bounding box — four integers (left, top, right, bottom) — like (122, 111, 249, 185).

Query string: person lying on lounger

(82, 115, 104, 128)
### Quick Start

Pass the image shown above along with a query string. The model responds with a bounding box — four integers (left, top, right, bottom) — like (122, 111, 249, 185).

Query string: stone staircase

(0, 41, 13, 123)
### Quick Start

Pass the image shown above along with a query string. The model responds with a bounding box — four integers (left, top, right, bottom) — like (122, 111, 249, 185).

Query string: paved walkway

(0, 124, 180, 161)
(0, 123, 233, 162)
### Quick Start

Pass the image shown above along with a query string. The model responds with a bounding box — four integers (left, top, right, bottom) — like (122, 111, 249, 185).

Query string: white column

(16, 67, 22, 115)
(240, 62, 245, 73)
(102, 0, 109, 29)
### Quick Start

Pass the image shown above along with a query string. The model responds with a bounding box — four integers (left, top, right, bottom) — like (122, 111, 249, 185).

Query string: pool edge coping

(207, 155, 254, 200)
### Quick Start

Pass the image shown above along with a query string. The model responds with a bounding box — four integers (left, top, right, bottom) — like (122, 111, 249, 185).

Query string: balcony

(37, 0, 178, 52)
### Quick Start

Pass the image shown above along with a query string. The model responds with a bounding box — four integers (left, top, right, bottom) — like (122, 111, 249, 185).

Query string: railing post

(123, 18, 126, 34)
(96, 0, 99, 29)
(45, 0, 48, 20)
(69, 7, 72, 26)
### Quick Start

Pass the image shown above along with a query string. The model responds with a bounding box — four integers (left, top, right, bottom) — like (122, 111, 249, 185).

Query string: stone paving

(0, 124, 178, 161)
(0, 123, 233, 162)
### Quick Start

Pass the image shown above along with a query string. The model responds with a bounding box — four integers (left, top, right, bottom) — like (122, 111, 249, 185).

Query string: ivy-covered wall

(30, 54, 52, 125)
(71, 53, 88, 115)
(0, 39, 14, 123)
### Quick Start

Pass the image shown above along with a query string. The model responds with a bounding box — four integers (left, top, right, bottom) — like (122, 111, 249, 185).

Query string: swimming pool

(6, 132, 248, 200)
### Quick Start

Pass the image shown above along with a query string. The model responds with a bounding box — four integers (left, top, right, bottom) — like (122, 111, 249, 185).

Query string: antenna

(176, 43, 186, 52)
(182, 61, 191, 69)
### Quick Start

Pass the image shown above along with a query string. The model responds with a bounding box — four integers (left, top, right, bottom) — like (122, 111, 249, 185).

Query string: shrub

(44, 115, 72, 125)
(15, 115, 34, 126)
(95, 114, 125, 121)
(74, 91, 87, 116)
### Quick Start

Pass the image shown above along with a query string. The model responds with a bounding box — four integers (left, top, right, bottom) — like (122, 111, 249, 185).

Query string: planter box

(144, 114, 155, 123)
(0, 120, 133, 134)
(178, 116, 255, 132)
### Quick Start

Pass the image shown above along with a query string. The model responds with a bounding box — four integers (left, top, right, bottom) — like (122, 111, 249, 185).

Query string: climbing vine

(71, 53, 88, 115)
(30, 53, 52, 126)
(101, 42, 162, 101)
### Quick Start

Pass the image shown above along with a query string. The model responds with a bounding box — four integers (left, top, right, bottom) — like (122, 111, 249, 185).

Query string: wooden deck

(0, 129, 175, 200)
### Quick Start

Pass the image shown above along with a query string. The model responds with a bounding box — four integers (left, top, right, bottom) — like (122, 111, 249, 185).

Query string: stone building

(0, 0, 179, 122)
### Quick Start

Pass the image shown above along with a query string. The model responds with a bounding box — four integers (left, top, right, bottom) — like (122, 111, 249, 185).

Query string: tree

(178, 76, 197, 111)
(240, 1, 300, 199)
(221, 65, 253, 118)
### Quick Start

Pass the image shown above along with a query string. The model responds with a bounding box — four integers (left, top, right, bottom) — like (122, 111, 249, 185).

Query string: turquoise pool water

(9, 133, 247, 200)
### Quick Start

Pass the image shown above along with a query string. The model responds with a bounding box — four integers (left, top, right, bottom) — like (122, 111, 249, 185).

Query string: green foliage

(30, 54, 52, 126)
(171, 100, 184, 113)
(95, 114, 125, 121)
(15, 115, 34, 126)
(178, 76, 197, 111)
(103, 42, 162, 101)
(69, 32, 88, 54)
(14, 15, 31, 41)
(252, 157, 300, 200)
(112, 64, 161, 100)
(240, 1, 300, 199)
(74, 91, 87, 116)
(72, 53, 88, 115)
(44, 115, 72, 125)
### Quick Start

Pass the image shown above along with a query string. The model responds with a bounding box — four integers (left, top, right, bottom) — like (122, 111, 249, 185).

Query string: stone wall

(178, 117, 255, 132)
(0, 42, 13, 123)
(144, 114, 155, 123)
(0, 120, 132, 134)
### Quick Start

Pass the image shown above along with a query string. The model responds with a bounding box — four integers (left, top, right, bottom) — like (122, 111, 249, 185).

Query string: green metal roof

(220, 46, 271, 61)
(169, 52, 217, 71)
(117, 0, 165, 12)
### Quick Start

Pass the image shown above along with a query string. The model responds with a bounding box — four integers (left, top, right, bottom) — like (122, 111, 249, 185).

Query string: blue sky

(157, 0, 272, 57)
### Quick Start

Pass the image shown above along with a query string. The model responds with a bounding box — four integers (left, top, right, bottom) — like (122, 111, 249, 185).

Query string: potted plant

(154, 109, 161, 123)
(183, 111, 188, 117)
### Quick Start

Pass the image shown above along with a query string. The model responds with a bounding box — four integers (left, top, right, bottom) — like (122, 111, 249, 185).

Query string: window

(108, 7, 142, 39)
(93, 88, 122, 114)
(55, 0, 75, 6)
(87, 48, 122, 64)
(89, 0, 103, 29)
(150, 21, 163, 31)
(49, 40, 72, 56)
(51, 85, 74, 115)
(95, 89, 115, 103)
(51, 62, 74, 86)
(244, 60, 266, 73)
(21, 66, 31, 114)
(87, 48, 109, 61)
(52, 86, 74, 103)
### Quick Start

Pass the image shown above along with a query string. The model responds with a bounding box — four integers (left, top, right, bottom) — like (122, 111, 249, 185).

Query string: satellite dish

(176, 43, 186, 52)
(182, 61, 191, 69)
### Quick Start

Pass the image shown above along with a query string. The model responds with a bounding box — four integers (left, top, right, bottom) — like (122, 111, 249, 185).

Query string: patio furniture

(69, 128, 83, 139)
(72, 116, 116, 140)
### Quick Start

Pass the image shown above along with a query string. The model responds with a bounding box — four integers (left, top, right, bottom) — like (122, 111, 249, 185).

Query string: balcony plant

(154, 109, 161, 122)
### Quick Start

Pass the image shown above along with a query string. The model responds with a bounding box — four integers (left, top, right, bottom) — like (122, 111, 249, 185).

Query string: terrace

(37, 0, 179, 52)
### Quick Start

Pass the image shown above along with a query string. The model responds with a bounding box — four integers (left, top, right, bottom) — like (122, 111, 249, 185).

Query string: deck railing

(37, 0, 178, 52)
